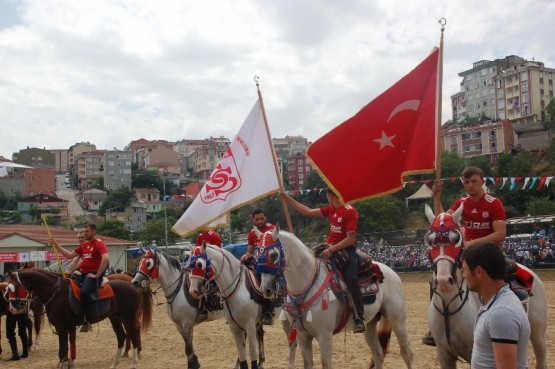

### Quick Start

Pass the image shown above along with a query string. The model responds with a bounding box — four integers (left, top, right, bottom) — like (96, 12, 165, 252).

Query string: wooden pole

(255, 76, 294, 233)
(434, 18, 446, 215)
(42, 215, 66, 278)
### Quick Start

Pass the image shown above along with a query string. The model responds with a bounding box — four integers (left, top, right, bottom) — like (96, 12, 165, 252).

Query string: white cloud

(0, 0, 554, 158)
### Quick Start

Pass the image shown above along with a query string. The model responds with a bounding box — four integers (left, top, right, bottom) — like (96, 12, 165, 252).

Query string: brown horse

(0, 282, 44, 357)
(106, 273, 153, 358)
(8, 268, 152, 369)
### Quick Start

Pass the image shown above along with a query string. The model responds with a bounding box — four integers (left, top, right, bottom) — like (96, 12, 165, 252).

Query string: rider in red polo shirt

(50, 223, 109, 321)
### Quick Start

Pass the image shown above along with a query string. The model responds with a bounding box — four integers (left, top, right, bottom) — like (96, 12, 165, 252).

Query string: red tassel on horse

(322, 298, 328, 310)
(288, 327, 297, 343)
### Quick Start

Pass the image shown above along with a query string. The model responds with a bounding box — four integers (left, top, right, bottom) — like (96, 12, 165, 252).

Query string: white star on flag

(373, 131, 396, 150)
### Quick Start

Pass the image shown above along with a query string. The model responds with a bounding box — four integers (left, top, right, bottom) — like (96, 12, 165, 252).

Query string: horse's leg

(256, 323, 265, 369)
(530, 322, 547, 369)
(122, 316, 140, 369)
(108, 316, 126, 369)
(364, 319, 383, 369)
(230, 326, 248, 368)
(69, 327, 77, 360)
(435, 347, 458, 369)
(386, 313, 412, 368)
(296, 331, 314, 369)
(26, 316, 33, 351)
(122, 326, 130, 358)
(245, 321, 259, 369)
(316, 332, 333, 369)
(57, 328, 70, 366)
(281, 320, 297, 369)
(178, 324, 200, 369)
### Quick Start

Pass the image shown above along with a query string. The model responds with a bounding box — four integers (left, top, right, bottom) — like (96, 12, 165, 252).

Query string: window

(462, 132, 481, 140)
(490, 130, 496, 137)
(483, 100, 487, 107)
(521, 82, 528, 93)
(522, 105, 529, 115)
(450, 136, 457, 144)
(498, 100, 505, 109)
(520, 71, 528, 81)
(499, 111, 505, 119)
(463, 144, 482, 152)
(522, 93, 529, 103)
(490, 142, 497, 152)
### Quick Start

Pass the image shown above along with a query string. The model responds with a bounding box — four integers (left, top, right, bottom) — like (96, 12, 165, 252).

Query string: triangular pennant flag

(537, 177, 547, 190)
(522, 177, 530, 190)
(529, 177, 537, 189)
(501, 177, 508, 189)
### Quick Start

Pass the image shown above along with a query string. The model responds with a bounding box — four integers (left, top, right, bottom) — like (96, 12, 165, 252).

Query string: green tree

(545, 98, 555, 123)
(98, 220, 131, 239)
(525, 198, 555, 217)
(99, 187, 135, 214)
(355, 196, 407, 235)
(494, 153, 534, 177)
(132, 169, 162, 191)
(137, 216, 181, 246)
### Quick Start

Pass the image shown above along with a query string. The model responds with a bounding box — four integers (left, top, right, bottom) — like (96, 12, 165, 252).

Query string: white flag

(172, 100, 280, 236)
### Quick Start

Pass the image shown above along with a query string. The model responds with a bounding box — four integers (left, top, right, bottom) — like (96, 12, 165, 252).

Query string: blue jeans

(81, 271, 105, 308)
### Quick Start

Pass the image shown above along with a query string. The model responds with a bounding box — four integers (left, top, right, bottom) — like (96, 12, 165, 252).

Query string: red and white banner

(0, 253, 19, 263)
(172, 100, 280, 236)
(307, 48, 439, 203)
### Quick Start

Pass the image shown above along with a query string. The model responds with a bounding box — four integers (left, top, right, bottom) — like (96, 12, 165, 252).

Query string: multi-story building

(494, 60, 555, 124)
(441, 120, 516, 163)
(450, 55, 526, 123)
(0, 176, 24, 196)
(272, 136, 311, 190)
(12, 147, 55, 168)
(68, 142, 96, 174)
(138, 147, 181, 175)
(133, 188, 162, 215)
(194, 137, 231, 181)
(103, 150, 132, 190)
(76, 150, 105, 190)
(80, 189, 107, 211)
(286, 152, 313, 190)
(17, 194, 68, 223)
(24, 168, 56, 196)
(105, 205, 147, 233)
(174, 139, 206, 178)
(124, 139, 174, 164)
(49, 149, 69, 173)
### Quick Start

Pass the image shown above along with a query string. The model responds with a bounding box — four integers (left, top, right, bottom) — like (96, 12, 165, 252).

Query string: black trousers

(338, 247, 364, 319)
(6, 310, 28, 354)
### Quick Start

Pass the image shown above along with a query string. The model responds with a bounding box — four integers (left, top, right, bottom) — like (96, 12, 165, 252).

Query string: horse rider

(195, 230, 223, 321)
(239, 208, 277, 325)
(50, 223, 110, 325)
(423, 165, 507, 346)
(282, 188, 366, 333)
(4, 279, 30, 361)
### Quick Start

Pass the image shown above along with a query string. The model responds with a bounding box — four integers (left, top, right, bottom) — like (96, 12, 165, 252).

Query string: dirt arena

(2, 271, 553, 369)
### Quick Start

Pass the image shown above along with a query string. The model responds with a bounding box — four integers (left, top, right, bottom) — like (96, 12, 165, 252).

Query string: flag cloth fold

(307, 48, 439, 203)
(172, 100, 280, 237)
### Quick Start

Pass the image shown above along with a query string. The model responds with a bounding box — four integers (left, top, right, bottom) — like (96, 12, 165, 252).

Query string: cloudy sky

(1, 0, 554, 159)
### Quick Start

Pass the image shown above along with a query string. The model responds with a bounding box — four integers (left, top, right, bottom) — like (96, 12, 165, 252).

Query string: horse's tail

(33, 301, 44, 335)
(135, 287, 153, 332)
(376, 314, 392, 356)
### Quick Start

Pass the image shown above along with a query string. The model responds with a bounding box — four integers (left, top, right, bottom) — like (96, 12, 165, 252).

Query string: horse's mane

(19, 267, 63, 282)
(158, 250, 183, 271)
(278, 230, 315, 256)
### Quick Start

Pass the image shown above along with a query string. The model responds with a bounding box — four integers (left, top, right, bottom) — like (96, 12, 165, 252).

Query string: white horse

(255, 227, 413, 369)
(188, 243, 293, 369)
(131, 249, 223, 369)
(424, 204, 547, 369)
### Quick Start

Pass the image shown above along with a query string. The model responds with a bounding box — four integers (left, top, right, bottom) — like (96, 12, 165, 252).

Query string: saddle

(68, 277, 114, 303)
(314, 244, 383, 305)
(505, 258, 534, 301)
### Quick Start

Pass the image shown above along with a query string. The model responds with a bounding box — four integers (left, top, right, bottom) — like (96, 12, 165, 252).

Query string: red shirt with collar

(320, 204, 358, 246)
(450, 193, 506, 243)
(74, 238, 108, 273)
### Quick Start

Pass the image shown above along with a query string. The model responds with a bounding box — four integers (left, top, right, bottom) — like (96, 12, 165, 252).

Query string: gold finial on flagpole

(439, 18, 446, 30)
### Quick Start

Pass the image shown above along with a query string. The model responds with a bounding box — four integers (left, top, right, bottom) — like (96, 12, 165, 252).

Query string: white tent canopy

(405, 183, 433, 207)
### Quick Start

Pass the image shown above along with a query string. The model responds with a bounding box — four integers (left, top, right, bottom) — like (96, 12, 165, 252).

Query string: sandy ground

(1, 271, 553, 369)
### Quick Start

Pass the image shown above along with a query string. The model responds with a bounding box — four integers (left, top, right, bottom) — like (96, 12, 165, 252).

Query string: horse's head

(255, 226, 284, 299)
(132, 249, 160, 289)
(187, 243, 214, 299)
(424, 204, 464, 293)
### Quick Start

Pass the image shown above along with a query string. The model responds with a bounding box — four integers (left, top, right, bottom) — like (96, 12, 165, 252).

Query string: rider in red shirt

(50, 224, 109, 321)
(283, 188, 366, 334)
(240, 209, 276, 325)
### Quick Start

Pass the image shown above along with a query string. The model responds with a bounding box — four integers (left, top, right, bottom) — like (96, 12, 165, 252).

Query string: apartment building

(194, 137, 231, 181)
(103, 150, 132, 190)
(451, 56, 526, 123)
(272, 136, 311, 190)
(124, 139, 174, 164)
(494, 60, 555, 124)
(12, 147, 55, 169)
(441, 120, 516, 163)
(24, 167, 56, 196)
(76, 150, 105, 190)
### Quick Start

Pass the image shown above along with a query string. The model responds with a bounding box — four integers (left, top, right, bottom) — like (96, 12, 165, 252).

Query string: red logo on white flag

(201, 147, 242, 203)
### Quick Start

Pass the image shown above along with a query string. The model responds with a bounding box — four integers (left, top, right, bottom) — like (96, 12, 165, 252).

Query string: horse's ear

(452, 203, 463, 224)
(201, 240, 207, 252)
(424, 204, 435, 224)
(272, 224, 279, 241)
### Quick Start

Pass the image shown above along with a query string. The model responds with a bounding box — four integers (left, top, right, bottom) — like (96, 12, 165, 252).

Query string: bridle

(425, 216, 470, 347)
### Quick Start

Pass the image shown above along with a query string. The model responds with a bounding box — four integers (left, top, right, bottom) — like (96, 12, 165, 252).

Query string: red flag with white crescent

(307, 48, 439, 203)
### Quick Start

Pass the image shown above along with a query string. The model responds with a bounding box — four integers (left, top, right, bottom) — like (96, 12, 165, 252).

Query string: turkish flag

(307, 48, 439, 203)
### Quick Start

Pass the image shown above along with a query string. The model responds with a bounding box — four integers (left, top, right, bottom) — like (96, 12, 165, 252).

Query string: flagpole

(254, 75, 294, 233)
(434, 18, 446, 215)
(41, 215, 66, 278)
